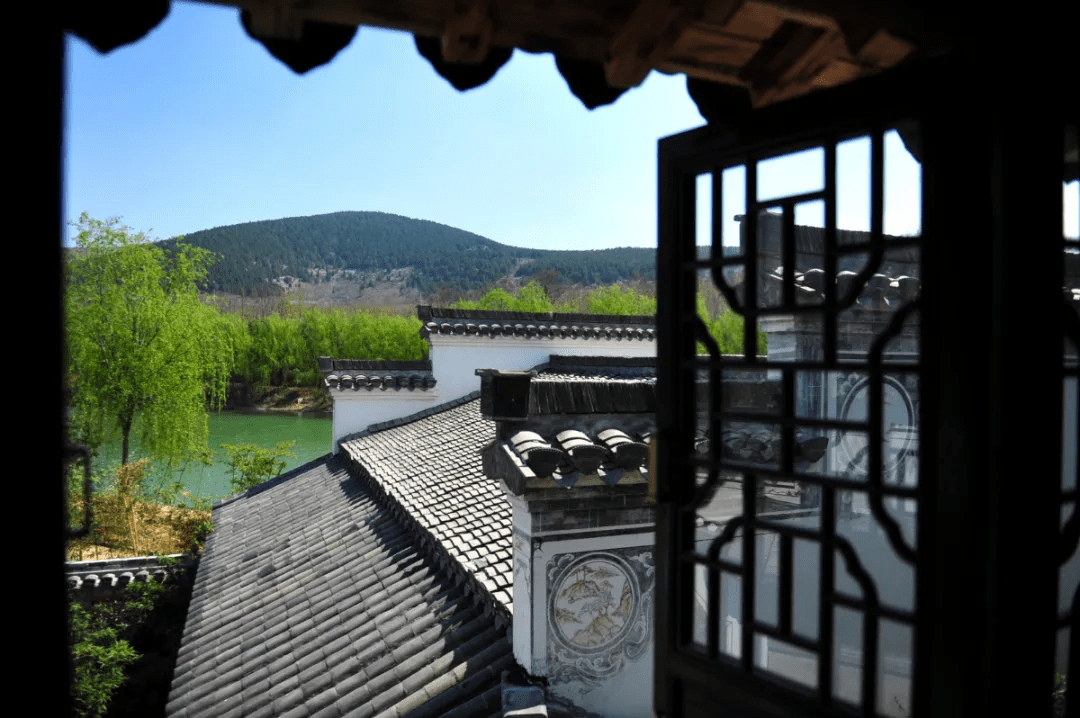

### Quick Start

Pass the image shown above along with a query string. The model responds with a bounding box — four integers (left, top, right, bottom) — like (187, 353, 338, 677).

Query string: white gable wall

(430, 335, 656, 403)
(329, 334, 656, 453)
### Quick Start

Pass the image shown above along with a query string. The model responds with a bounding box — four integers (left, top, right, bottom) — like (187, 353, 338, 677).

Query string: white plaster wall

(328, 336, 655, 451)
(430, 335, 657, 404)
(330, 389, 441, 454)
(530, 531, 656, 718)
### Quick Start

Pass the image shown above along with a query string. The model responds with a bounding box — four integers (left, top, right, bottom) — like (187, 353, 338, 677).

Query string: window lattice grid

(674, 124, 921, 716)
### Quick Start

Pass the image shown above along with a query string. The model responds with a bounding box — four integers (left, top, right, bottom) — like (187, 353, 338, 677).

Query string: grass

(67, 459, 214, 561)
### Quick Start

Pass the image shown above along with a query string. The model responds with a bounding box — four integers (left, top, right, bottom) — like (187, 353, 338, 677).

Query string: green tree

(65, 213, 245, 467)
(221, 441, 298, 493)
(452, 281, 555, 312)
(585, 285, 657, 315)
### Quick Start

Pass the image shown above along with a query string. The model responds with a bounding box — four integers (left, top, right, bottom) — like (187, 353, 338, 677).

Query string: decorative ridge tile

(418, 305, 656, 325)
(416, 306, 657, 341)
(329, 358, 432, 371)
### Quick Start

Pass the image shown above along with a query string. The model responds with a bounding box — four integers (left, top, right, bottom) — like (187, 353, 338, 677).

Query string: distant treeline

(228, 281, 764, 391)
(233, 306, 427, 388)
(158, 211, 656, 296)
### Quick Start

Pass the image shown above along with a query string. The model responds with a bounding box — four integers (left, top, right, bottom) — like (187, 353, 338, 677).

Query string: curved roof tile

(418, 306, 656, 341)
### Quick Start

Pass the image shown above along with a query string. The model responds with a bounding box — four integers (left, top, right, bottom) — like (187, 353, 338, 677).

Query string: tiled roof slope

(339, 393, 515, 615)
(417, 305, 656, 341)
(166, 454, 513, 718)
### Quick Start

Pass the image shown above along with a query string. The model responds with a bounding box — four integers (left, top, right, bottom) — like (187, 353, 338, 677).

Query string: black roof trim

(545, 355, 657, 368)
(417, 305, 656, 325)
(330, 358, 432, 371)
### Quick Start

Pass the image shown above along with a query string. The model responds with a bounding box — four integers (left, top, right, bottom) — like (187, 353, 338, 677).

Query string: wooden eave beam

(604, 0, 729, 89)
(441, 0, 495, 63)
(243, 0, 304, 40)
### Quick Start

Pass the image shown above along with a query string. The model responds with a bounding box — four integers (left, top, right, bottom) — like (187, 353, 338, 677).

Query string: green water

(91, 410, 332, 504)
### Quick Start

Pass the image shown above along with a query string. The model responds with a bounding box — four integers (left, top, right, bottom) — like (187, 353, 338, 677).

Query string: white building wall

(330, 389, 441, 454)
(429, 335, 656, 404)
(329, 335, 656, 452)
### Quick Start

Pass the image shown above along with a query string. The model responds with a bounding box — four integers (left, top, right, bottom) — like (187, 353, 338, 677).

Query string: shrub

(69, 600, 139, 718)
(221, 440, 298, 493)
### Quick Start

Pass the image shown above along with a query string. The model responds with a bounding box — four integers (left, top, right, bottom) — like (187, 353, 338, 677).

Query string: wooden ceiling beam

(441, 0, 496, 63)
(604, 0, 737, 89)
(243, 0, 305, 40)
(855, 28, 916, 68)
(655, 59, 749, 89)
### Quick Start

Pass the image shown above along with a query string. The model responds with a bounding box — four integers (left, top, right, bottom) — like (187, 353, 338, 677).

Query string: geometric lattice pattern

(661, 118, 924, 716)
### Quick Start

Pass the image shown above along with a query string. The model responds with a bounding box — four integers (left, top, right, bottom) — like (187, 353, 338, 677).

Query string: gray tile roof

(417, 306, 656, 342)
(339, 393, 515, 615)
(752, 268, 922, 309)
(534, 355, 657, 382)
(165, 453, 514, 718)
(499, 426, 654, 488)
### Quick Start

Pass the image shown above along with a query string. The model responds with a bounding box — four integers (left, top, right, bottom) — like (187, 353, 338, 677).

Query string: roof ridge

(418, 305, 656, 325)
(327, 358, 433, 371)
(545, 354, 657, 368)
(337, 390, 484, 445)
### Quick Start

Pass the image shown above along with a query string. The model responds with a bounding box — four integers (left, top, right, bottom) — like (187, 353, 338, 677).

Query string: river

(90, 410, 333, 504)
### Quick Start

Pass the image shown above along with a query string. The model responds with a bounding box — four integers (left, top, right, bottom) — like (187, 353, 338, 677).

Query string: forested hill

(157, 211, 658, 296)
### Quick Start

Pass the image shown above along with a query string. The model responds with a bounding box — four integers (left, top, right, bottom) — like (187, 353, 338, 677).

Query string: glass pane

(884, 128, 922, 239)
(837, 135, 871, 239)
(724, 165, 747, 257)
(837, 491, 915, 613)
(756, 530, 780, 626)
(793, 538, 820, 641)
(879, 620, 914, 717)
(833, 606, 863, 707)
(1064, 375, 1077, 493)
(1060, 502, 1078, 617)
(795, 202, 827, 309)
(759, 637, 817, 690)
(697, 173, 712, 256)
(693, 561, 708, 649)
(721, 571, 743, 659)
(758, 147, 824, 202)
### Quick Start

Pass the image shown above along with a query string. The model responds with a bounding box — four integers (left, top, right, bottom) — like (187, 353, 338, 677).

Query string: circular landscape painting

(551, 555, 638, 653)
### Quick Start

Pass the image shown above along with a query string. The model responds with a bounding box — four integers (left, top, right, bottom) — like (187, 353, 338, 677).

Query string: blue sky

(63, 1, 1077, 251)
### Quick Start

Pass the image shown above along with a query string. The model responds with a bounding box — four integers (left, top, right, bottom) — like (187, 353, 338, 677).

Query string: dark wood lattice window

(655, 58, 1075, 718)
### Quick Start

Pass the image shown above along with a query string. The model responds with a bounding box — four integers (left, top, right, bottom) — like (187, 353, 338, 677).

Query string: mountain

(157, 211, 658, 298)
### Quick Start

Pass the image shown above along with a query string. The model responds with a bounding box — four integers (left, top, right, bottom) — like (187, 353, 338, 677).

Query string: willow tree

(65, 213, 245, 467)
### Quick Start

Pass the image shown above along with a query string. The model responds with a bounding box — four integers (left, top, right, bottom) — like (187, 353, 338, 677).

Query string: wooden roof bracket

(442, 0, 496, 64)
(244, 0, 306, 41)
(604, 0, 717, 89)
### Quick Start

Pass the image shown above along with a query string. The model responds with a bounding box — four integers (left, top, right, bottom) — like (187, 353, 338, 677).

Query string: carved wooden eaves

(200, 0, 925, 106)
(242, 0, 306, 40)
(441, 0, 496, 64)
(604, 0, 723, 89)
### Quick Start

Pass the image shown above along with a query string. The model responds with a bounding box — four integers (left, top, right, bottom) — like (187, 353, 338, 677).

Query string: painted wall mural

(547, 547, 654, 685)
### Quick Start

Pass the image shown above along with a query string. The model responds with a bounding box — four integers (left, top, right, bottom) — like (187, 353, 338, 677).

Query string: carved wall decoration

(546, 547, 654, 685)
(836, 374, 917, 478)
